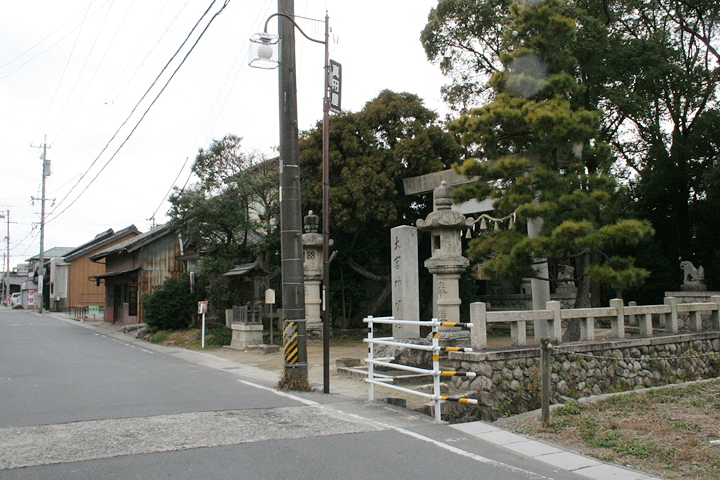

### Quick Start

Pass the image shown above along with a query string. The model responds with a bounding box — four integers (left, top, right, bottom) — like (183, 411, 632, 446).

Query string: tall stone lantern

(302, 211, 328, 338)
(417, 181, 474, 339)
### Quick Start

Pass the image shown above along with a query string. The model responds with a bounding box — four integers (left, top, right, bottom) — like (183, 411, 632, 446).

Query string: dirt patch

(502, 379, 720, 480)
(201, 338, 371, 390)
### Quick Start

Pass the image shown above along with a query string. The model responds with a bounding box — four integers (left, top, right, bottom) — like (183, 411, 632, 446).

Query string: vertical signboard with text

(329, 60, 341, 114)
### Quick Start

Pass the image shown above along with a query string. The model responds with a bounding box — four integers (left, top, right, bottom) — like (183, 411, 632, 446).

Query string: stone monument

(302, 211, 331, 339)
(417, 181, 474, 342)
(390, 225, 420, 338)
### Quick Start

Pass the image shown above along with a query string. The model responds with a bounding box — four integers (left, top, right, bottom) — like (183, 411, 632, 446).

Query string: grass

(277, 371, 314, 392)
(504, 379, 720, 479)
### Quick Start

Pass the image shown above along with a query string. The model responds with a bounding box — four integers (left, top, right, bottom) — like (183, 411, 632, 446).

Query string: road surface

(0, 309, 654, 479)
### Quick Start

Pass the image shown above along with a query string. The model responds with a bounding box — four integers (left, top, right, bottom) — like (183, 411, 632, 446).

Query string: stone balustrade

(470, 296, 720, 350)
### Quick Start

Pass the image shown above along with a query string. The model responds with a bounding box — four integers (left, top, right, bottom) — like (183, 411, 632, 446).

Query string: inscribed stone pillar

(390, 226, 420, 339)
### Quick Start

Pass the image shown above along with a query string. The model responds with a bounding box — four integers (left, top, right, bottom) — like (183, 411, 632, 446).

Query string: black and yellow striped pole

(441, 396, 478, 404)
(440, 371, 477, 378)
(283, 318, 308, 377)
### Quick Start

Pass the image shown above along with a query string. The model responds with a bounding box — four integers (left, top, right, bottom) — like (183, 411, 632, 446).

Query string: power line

(47, 0, 230, 222)
(149, 156, 189, 224)
(0, 0, 113, 78)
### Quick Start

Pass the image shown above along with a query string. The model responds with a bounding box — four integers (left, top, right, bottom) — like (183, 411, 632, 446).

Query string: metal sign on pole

(265, 289, 276, 345)
(198, 301, 208, 348)
(328, 60, 341, 114)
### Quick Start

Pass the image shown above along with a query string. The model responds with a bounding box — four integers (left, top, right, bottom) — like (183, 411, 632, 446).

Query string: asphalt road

(0, 309, 595, 479)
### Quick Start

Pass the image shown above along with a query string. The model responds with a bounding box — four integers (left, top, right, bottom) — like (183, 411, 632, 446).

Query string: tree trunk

(563, 253, 591, 342)
(347, 257, 391, 325)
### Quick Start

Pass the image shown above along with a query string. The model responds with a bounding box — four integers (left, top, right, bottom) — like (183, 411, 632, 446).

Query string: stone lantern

(302, 211, 327, 338)
(417, 181, 474, 339)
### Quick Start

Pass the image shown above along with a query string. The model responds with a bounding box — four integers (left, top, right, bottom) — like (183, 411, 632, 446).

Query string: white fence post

(547, 301, 562, 342)
(628, 301, 638, 326)
(362, 316, 477, 421)
(431, 319, 441, 422)
(664, 297, 679, 334)
(689, 309, 703, 332)
(367, 316, 374, 401)
(511, 319, 526, 346)
(580, 315, 595, 341)
(639, 312, 653, 336)
(470, 302, 487, 350)
(610, 298, 625, 339)
(712, 296, 720, 331)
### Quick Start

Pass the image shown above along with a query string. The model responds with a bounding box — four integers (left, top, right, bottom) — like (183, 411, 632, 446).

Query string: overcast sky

(0, 0, 448, 270)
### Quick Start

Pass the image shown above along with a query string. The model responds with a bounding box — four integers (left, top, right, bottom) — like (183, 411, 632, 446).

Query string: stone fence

(469, 297, 720, 350)
(445, 332, 720, 423)
(436, 297, 720, 422)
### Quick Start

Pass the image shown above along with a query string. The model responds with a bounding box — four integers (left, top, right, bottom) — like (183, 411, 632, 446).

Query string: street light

(248, 33, 280, 68)
(249, 8, 334, 392)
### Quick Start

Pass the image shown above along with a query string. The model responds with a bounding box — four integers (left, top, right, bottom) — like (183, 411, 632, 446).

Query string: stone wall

(445, 332, 720, 423)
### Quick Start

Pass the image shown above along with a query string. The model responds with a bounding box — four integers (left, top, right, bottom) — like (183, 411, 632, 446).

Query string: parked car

(10, 293, 22, 309)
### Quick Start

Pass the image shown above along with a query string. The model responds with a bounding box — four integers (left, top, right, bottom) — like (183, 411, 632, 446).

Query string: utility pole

(31, 138, 50, 314)
(277, 0, 308, 381)
(2, 211, 8, 305)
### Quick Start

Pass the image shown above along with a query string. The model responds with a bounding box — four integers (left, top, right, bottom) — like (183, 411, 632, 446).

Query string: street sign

(265, 288, 275, 305)
(329, 60, 341, 114)
(198, 300, 208, 348)
(197, 301, 207, 315)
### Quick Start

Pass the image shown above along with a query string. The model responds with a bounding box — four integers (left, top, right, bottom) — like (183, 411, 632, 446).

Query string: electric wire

(0, 0, 113, 77)
(105, 0, 190, 105)
(148, 156, 189, 224)
(3, 1, 109, 213)
(49, 0, 132, 142)
(45, 0, 232, 224)
(193, 0, 273, 148)
(48, 0, 224, 216)
(34, 1, 93, 145)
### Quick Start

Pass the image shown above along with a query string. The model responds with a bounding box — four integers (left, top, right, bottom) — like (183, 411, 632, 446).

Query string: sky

(0, 0, 450, 271)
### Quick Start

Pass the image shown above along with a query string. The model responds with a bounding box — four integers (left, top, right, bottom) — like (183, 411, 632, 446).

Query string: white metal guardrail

(363, 316, 478, 422)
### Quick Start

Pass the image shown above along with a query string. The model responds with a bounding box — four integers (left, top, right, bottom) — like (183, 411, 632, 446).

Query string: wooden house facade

(90, 224, 183, 324)
(64, 226, 140, 311)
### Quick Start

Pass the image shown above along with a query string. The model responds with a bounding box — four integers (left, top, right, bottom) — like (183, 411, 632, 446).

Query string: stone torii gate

(402, 168, 552, 342)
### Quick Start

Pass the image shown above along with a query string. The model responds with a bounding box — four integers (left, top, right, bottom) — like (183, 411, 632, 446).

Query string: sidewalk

(62, 315, 664, 480)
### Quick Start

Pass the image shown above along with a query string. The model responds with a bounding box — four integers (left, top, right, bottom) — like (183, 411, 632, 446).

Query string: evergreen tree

(423, 0, 720, 299)
(450, 0, 653, 338)
(299, 90, 461, 326)
(168, 135, 279, 311)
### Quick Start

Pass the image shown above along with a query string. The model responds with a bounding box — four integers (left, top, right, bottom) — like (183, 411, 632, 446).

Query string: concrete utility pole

(277, 0, 308, 381)
(31, 138, 50, 314)
(2, 211, 8, 305)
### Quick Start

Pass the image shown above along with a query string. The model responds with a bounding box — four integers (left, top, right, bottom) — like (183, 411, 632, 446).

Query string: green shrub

(143, 274, 204, 331)
(206, 326, 232, 346)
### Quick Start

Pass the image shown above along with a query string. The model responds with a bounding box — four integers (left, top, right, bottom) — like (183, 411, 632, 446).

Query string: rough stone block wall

(445, 333, 720, 423)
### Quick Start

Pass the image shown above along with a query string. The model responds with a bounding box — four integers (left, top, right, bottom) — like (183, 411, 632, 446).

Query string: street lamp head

(257, 43, 274, 60)
(248, 33, 281, 69)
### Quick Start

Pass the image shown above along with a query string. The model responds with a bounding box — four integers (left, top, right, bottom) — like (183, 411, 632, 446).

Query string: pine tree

(452, 0, 653, 339)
